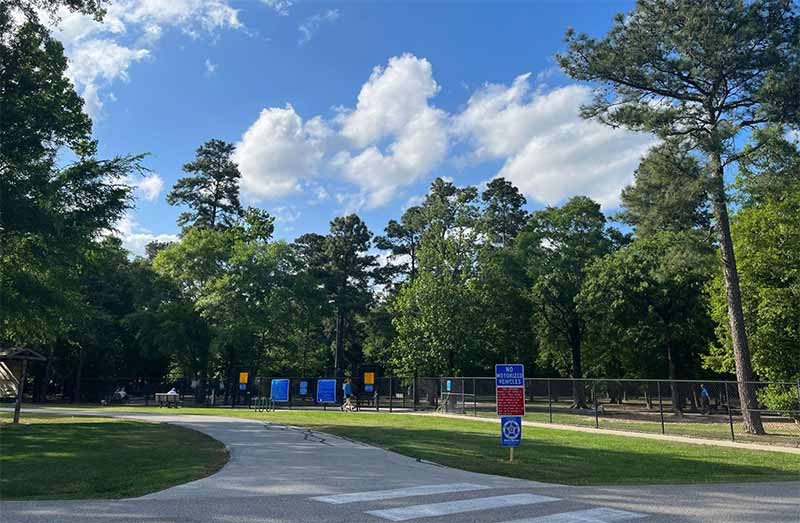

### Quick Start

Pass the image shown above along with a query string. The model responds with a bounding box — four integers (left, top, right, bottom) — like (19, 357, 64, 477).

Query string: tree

(390, 178, 483, 376)
(325, 215, 376, 376)
(558, 0, 800, 433)
(617, 142, 710, 235)
(480, 177, 529, 248)
(1, 4, 138, 345)
(167, 139, 243, 230)
(579, 232, 715, 413)
(706, 131, 800, 420)
(518, 196, 614, 408)
(374, 206, 425, 289)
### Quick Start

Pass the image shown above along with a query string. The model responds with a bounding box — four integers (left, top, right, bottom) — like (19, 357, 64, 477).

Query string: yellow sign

(239, 372, 249, 384)
(364, 372, 375, 385)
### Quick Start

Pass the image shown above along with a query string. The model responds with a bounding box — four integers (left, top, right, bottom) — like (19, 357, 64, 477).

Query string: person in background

(700, 384, 710, 415)
(341, 378, 355, 412)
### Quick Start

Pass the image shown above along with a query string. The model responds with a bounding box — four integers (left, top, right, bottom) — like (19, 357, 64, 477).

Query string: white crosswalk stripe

(365, 493, 560, 521)
(500, 507, 646, 522)
(310, 483, 490, 504)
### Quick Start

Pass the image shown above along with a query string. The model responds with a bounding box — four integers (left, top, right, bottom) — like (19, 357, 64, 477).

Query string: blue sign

(364, 384, 374, 393)
(446, 379, 452, 392)
(495, 364, 525, 387)
(239, 383, 246, 391)
(316, 379, 337, 403)
(270, 379, 290, 402)
(501, 416, 522, 447)
(299, 381, 308, 395)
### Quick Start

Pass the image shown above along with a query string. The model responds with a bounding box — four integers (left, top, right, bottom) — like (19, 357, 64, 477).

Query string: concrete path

(2, 409, 798, 523)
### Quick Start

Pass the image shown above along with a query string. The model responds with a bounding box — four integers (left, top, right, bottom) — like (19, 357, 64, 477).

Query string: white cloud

(453, 75, 655, 208)
(333, 54, 448, 208)
(235, 58, 650, 212)
(262, 0, 293, 16)
(48, 0, 250, 121)
(298, 9, 340, 45)
(136, 174, 165, 201)
(114, 214, 178, 256)
(204, 58, 218, 75)
(233, 105, 330, 202)
(116, 173, 165, 202)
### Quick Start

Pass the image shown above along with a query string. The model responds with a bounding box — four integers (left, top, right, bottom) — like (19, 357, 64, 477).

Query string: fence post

(389, 378, 393, 413)
(657, 380, 665, 435)
(412, 376, 417, 412)
(796, 379, 800, 413)
(473, 377, 477, 416)
(547, 379, 553, 424)
(725, 382, 735, 442)
(593, 380, 599, 429)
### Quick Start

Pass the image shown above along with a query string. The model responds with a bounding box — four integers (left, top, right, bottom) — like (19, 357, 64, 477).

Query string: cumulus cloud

(114, 214, 178, 256)
(48, 0, 248, 120)
(333, 54, 448, 208)
(453, 75, 655, 208)
(298, 9, 340, 45)
(235, 57, 651, 212)
(235, 55, 446, 209)
(233, 105, 330, 201)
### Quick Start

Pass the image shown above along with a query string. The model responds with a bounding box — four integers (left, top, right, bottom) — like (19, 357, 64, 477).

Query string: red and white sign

(496, 364, 525, 416)
(497, 387, 524, 416)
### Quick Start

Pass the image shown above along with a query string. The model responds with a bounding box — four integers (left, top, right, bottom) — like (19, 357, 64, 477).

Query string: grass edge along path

(28, 407, 800, 487)
(0, 414, 229, 500)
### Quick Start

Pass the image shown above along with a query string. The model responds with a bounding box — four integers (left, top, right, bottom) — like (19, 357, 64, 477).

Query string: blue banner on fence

(495, 364, 525, 387)
(500, 416, 522, 447)
(271, 379, 289, 402)
(316, 379, 337, 403)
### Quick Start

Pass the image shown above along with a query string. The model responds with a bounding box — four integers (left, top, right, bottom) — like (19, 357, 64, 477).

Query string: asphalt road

(2, 410, 798, 523)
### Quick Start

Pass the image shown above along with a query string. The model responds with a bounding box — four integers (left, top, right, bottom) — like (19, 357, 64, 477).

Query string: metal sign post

(501, 416, 522, 462)
(496, 364, 525, 462)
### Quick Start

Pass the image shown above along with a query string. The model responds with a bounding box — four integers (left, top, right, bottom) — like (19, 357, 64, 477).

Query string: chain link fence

(23, 373, 799, 446)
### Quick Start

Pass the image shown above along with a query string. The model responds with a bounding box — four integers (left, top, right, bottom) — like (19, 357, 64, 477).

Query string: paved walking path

(2, 409, 798, 523)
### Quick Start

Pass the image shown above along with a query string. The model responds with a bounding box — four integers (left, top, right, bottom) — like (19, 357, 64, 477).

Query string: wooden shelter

(0, 347, 47, 424)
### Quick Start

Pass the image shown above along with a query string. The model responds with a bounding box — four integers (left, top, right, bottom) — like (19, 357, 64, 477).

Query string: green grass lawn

(472, 409, 800, 447)
(36, 406, 800, 486)
(0, 414, 229, 500)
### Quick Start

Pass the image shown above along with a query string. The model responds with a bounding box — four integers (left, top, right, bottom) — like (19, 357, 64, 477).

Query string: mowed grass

(45, 406, 800, 486)
(0, 414, 228, 500)
(473, 409, 800, 447)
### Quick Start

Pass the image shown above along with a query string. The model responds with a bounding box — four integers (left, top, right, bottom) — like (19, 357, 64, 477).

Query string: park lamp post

(0, 347, 47, 424)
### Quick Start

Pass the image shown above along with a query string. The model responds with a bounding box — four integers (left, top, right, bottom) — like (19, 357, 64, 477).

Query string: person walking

(700, 384, 710, 415)
(341, 378, 355, 412)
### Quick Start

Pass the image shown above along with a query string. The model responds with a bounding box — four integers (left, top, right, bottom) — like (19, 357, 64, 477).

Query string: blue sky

(50, 0, 652, 254)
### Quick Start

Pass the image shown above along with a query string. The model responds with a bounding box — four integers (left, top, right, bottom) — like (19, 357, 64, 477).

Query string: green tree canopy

(167, 139, 243, 231)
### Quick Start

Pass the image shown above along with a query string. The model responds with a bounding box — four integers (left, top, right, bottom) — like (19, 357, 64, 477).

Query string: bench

(155, 393, 182, 408)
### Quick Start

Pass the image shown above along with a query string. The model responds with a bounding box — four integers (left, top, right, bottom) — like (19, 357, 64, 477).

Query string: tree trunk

(38, 346, 55, 403)
(334, 307, 345, 378)
(708, 154, 764, 434)
(666, 337, 682, 416)
(72, 349, 85, 403)
(570, 330, 587, 409)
